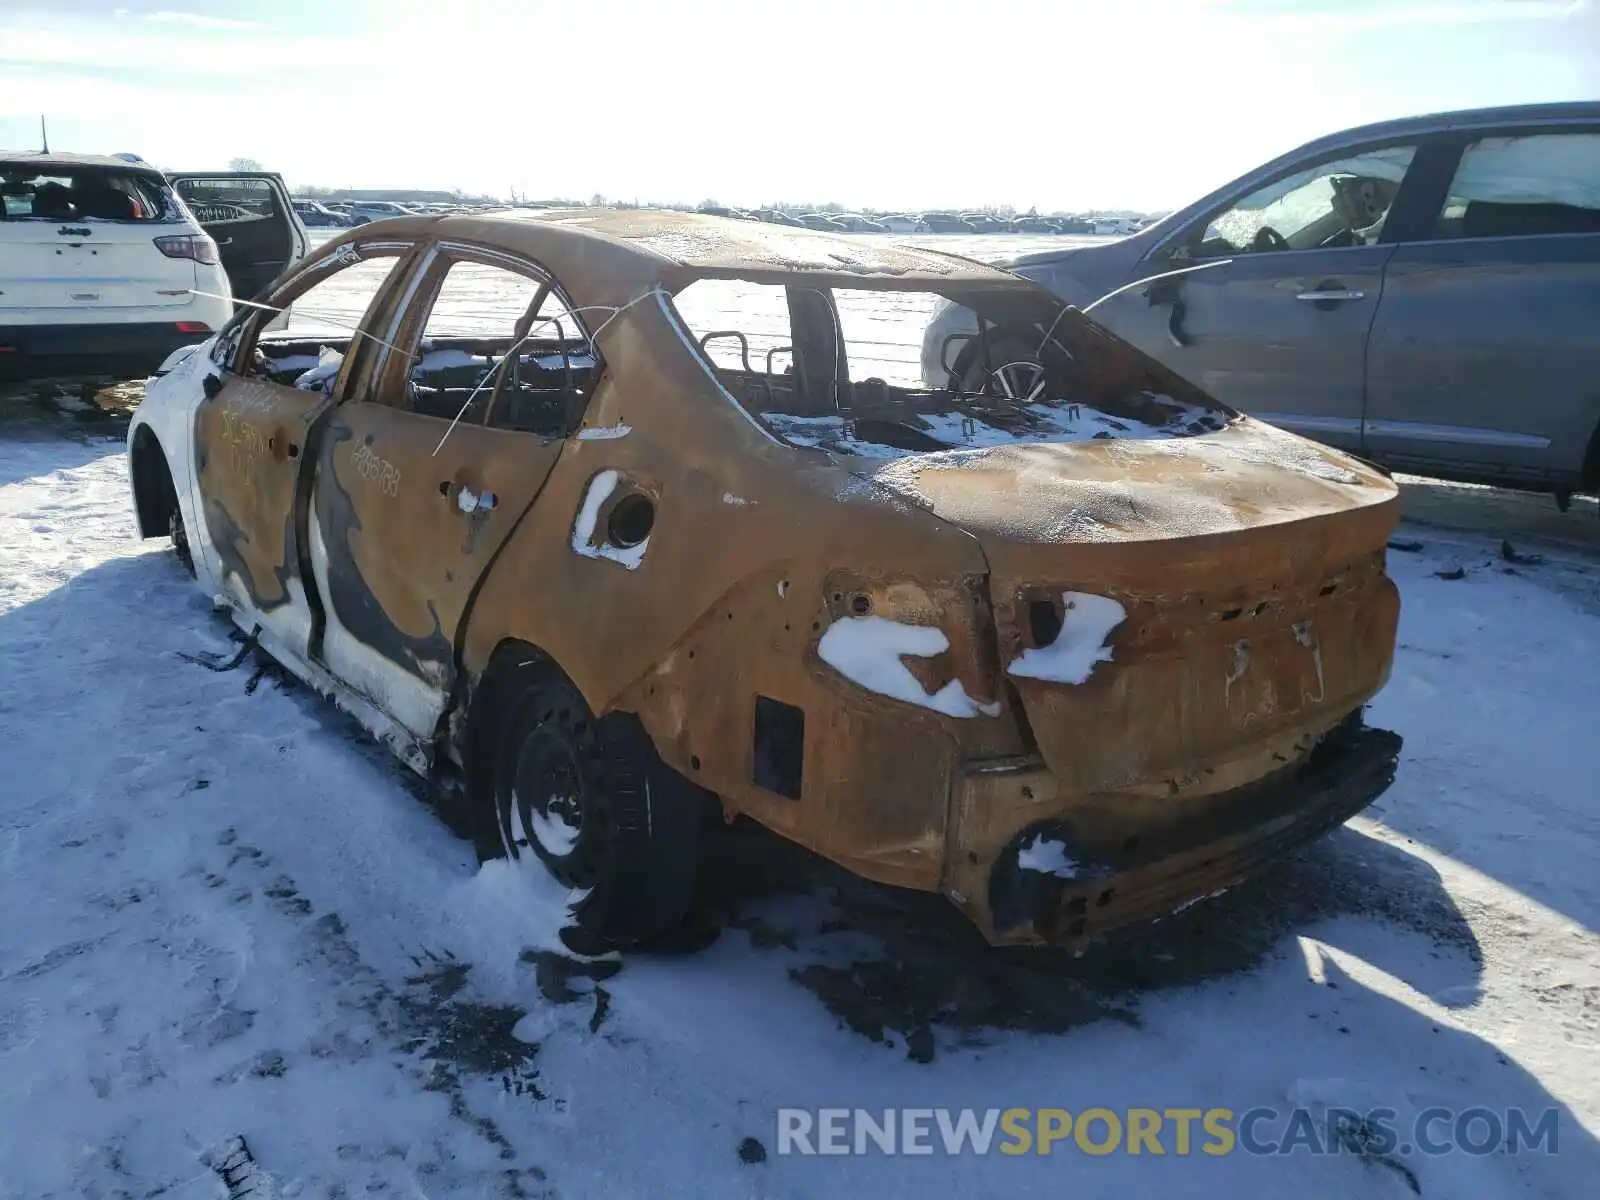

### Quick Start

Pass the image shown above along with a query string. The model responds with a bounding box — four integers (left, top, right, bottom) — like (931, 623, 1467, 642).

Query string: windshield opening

(668, 279, 1233, 458)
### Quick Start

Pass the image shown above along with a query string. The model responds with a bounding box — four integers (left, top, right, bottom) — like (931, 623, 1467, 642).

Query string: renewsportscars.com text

(776, 1106, 1561, 1158)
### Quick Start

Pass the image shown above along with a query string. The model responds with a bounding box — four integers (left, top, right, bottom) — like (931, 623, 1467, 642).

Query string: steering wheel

(1251, 225, 1290, 253)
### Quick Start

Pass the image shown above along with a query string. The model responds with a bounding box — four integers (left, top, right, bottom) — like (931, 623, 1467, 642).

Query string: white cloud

(1, 0, 1593, 208)
(1213, 0, 1589, 32)
(142, 10, 269, 31)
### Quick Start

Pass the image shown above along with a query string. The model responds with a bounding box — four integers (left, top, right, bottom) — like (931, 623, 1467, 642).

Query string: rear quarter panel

(458, 295, 1025, 889)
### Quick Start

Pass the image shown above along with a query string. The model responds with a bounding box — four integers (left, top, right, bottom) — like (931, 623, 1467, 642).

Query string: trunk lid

(0, 221, 196, 310)
(858, 418, 1402, 791)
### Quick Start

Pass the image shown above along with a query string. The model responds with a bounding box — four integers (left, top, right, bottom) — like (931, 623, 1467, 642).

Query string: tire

(470, 657, 703, 946)
(163, 470, 196, 578)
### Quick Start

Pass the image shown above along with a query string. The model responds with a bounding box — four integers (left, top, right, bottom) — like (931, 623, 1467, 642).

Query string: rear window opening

(668, 279, 1231, 459)
(0, 165, 175, 222)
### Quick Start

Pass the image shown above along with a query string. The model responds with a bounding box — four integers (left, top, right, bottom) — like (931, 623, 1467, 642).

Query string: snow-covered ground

(2, 432, 1596, 1198)
(1, 232, 1597, 1196)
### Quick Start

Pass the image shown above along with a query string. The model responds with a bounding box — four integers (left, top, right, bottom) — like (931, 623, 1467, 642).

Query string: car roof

(0, 150, 166, 178)
(1289, 101, 1600, 158)
(323, 207, 1020, 313)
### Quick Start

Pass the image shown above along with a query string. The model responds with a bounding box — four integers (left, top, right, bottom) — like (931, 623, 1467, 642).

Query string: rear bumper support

(982, 717, 1402, 948)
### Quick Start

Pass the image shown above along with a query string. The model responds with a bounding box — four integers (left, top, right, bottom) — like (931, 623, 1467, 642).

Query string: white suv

(1, 153, 306, 377)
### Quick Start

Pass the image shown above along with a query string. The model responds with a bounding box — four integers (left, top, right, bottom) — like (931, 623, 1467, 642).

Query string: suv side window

(389, 255, 599, 436)
(1190, 145, 1417, 257)
(1435, 132, 1600, 240)
(175, 176, 279, 226)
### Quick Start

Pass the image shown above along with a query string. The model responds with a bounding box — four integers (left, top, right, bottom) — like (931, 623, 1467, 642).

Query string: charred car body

(127, 210, 1402, 949)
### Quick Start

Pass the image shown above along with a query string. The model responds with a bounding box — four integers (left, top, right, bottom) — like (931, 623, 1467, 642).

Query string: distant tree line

(232, 159, 1157, 217)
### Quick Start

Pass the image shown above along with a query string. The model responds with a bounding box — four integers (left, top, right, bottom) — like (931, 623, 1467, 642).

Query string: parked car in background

(923, 102, 1600, 505)
(830, 213, 888, 232)
(1052, 215, 1095, 234)
(1011, 215, 1062, 234)
(293, 198, 350, 227)
(960, 213, 1009, 233)
(919, 212, 977, 233)
(127, 209, 1402, 950)
(751, 208, 804, 227)
(798, 212, 846, 231)
(0, 153, 304, 376)
(1087, 215, 1141, 236)
(347, 200, 419, 225)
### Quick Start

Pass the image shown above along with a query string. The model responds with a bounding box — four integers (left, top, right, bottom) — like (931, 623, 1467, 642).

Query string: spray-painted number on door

(351, 442, 401, 497)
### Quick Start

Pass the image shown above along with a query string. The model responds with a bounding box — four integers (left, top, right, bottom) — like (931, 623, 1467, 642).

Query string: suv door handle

(1295, 288, 1365, 302)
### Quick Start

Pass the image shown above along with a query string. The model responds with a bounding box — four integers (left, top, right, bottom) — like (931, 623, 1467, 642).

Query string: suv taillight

(153, 234, 220, 266)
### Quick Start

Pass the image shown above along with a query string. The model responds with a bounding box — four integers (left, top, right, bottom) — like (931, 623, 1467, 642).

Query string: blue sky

(1, 0, 1595, 209)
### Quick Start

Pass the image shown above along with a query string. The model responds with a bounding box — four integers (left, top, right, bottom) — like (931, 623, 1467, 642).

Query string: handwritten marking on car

(219, 410, 268, 482)
(351, 443, 400, 498)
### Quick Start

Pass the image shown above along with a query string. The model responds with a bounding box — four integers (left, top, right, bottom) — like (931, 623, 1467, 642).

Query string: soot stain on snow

(201, 820, 550, 1159)
(698, 819, 1480, 1062)
(400, 956, 545, 1108)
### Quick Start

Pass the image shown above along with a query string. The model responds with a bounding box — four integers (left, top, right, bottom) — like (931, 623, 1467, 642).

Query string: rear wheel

(473, 658, 704, 946)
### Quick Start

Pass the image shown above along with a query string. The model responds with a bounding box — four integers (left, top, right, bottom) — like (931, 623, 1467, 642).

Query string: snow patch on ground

(817, 615, 999, 718)
(5, 363, 1600, 1197)
(1007, 592, 1126, 684)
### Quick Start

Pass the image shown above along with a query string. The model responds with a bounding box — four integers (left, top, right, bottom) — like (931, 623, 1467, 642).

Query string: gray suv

(922, 102, 1600, 507)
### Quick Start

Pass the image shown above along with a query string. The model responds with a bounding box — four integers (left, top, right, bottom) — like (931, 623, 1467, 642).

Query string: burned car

(127, 209, 1402, 949)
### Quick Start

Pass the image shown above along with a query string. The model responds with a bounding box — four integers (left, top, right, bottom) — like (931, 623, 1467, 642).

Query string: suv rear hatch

(861, 418, 1401, 792)
(1, 159, 196, 315)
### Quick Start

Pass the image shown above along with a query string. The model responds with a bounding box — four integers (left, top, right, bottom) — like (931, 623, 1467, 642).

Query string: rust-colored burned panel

(999, 556, 1400, 791)
(459, 307, 993, 712)
(944, 719, 1398, 947)
(311, 402, 562, 685)
(611, 566, 1026, 890)
(452, 285, 1403, 919)
(176, 213, 1410, 950)
(193, 376, 325, 610)
(856, 419, 1401, 566)
(458, 311, 1036, 889)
